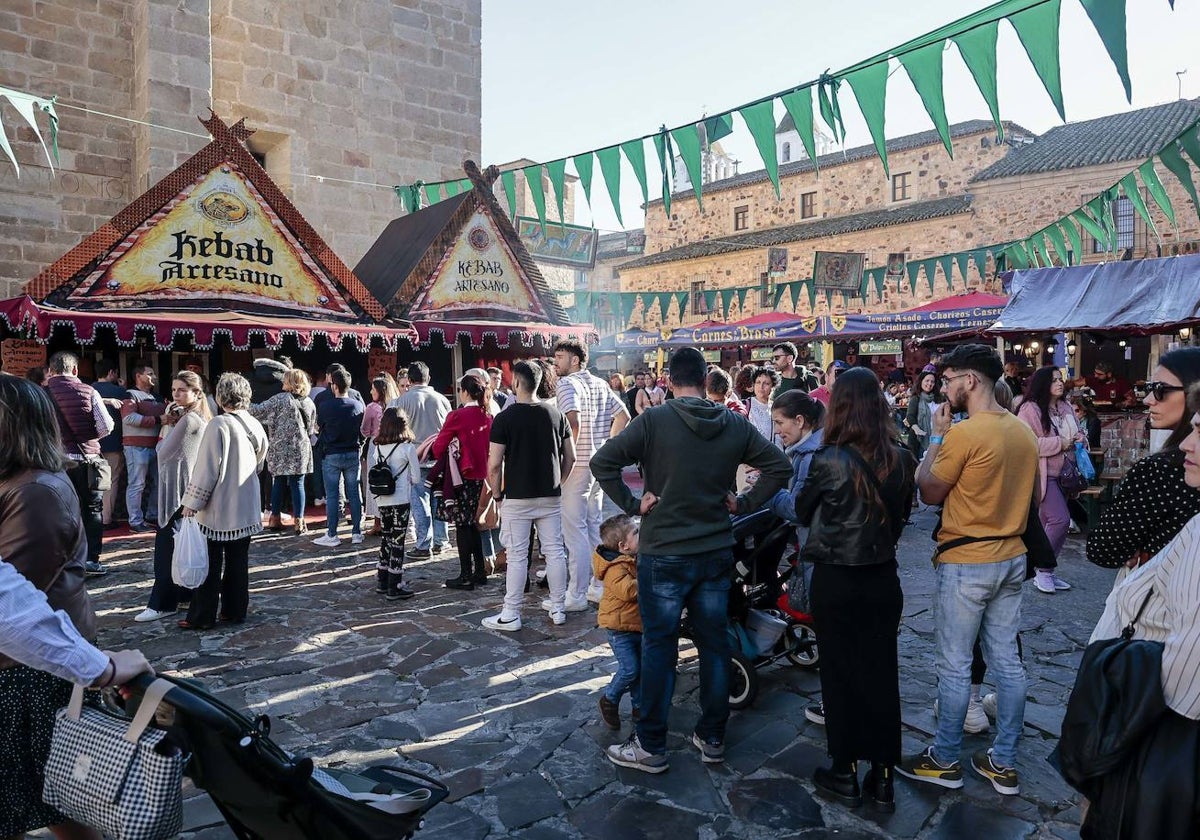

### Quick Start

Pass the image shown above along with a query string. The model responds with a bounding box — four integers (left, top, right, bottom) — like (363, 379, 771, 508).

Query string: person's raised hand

(104, 649, 154, 685)
(724, 492, 739, 514)
(932, 402, 953, 436)
(639, 492, 659, 516)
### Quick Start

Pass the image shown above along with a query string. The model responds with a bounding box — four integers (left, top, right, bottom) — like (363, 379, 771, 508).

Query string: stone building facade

(0, 0, 482, 300)
(618, 101, 1200, 329)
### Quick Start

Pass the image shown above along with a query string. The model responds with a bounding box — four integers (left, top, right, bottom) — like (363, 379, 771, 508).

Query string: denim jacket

(767, 428, 824, 524)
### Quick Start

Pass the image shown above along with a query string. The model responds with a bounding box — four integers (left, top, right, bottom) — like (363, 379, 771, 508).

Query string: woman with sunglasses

(1087, 348, 1200, 573)
(1017, 367, 1079, 594)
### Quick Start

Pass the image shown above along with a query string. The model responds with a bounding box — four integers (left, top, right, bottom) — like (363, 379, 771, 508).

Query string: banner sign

(414, 209, 551, 321)
(0, 338, 46, 375)
(613, 328, 663, 350)
(768, 247, 789, 277)
(859, 339, 903, 355)
(813, 251, 866, 291)
(67, 164, 357, 318)
(516, 216, 598, 269)
(367, 347, 397, 381)
(829, 303, 1006, 337)
(665, 314, 822, 347)
(886, 252, 906, 278)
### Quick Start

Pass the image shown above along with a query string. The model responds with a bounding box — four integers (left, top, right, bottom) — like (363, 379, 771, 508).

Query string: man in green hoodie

(591, 347, 792, 773)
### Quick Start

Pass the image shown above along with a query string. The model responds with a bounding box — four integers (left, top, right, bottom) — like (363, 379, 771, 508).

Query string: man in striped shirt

(554, 339, 630, 609)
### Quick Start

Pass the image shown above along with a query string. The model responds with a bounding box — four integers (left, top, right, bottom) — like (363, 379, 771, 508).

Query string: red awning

(0, 296, 418, 351)
(411, 319, 596, 349)
(904, 292, 1008, 313)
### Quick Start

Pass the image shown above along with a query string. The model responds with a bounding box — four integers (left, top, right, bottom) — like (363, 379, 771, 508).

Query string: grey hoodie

(591, 396, 792, 556)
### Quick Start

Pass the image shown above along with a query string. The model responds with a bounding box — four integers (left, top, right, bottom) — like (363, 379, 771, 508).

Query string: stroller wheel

(785, 623, 820, 669)
(728, 651, 758, 710)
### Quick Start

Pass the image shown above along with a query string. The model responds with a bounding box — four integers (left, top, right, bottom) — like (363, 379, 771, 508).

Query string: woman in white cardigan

(1080, 389, 1200, 839)
(179, 373, 268, 631)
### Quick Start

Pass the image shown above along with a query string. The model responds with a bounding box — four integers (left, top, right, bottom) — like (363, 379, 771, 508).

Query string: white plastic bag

(172, 517, 209, 589)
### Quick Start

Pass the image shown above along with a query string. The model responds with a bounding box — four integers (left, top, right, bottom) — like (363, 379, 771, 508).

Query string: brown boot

(493, 549, 508, 575)
(599, 695, 621, 730)
(266, 513, 283, 531)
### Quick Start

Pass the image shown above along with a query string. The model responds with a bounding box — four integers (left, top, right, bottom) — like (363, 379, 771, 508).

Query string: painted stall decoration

(65, 164, 356, 318)
(516, 217, 598, 269)
(0, 337, 47, 375)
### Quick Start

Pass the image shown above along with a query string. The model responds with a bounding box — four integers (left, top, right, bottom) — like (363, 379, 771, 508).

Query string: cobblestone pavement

(78, 501, 1108, 840)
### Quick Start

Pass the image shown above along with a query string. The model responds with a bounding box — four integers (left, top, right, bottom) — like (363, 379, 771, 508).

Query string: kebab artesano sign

(68, 165, 355, 317)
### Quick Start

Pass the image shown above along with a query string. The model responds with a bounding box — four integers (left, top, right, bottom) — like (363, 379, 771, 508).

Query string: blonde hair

(174, 371, 213, 421)
(284, 368, 311, 398)
(600, 513, 636, 551)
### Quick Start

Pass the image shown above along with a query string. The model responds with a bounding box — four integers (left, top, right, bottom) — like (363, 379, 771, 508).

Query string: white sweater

(366, 440, 422, 507)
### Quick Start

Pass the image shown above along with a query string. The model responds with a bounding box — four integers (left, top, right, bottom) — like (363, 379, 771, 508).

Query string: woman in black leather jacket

(794, 367, 915, 812)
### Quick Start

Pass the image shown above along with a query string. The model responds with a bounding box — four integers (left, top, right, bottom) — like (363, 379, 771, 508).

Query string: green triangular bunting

(1080, 0, 1131, 102)
(675, 291, 691, 322)
(573, 153, 595, 210)
(739, 99, 781, 197)
(546, 159, 567, 223)
(736, 288, 750, 314)
(621, 139, 649, 208)
(972, 249, 990, 281)
(905, 260, 919, 293)
(805, 279, 817, 310)
(523, 165, 548, 231)
(1120, 171, 1158, 240)
(844, 63, 890, 177)
(703, 290, 718, 314)
(1009, 0, 1066, 120)
(595, 146, 624, 227)
(1072, 207, 1109, 248)
(1138, 160, 1175, 228)
(953, 20, 1003, 140)
(702, 113, 735, 144)
(423, 182, 442, 206)
(1158, 144, 1200, 222)
(719, 288, 736, 319)
(938, 256, 954, 291)
(653, 130, 673, 218)
(1061, 220, 1083, 262)
(899, 43, 953, 156)
(955, 252, 970, 285)
(1044, 223, 1070, 265)
(444, 179, 461, 198)
(780, 88, 820, 171)
(671, 124, 705, 210)
(500, 169, 517, 218)
(817, 76, 845, 144)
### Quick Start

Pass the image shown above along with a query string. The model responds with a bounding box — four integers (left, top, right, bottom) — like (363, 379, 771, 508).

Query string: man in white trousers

(553, 339, 630, 610)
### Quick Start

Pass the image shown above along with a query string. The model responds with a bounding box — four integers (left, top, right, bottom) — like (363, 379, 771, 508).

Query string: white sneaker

(549, 610, 567, 626)
(134, 608, 176, 623)
(964, 698, 991, 734)
(351, 533, 365, 545)
(540, 594, 589, 612)
(314, 498, 325, 506)
(933, 697, 991, 734)
(982, 692, 998, 720)
(1051, 573, 1072, 591)
(586, 582, 604, 604)
(312, 534, 341, 548)
(1033, 570, 1056, 594)
(481, 613, 522, 632)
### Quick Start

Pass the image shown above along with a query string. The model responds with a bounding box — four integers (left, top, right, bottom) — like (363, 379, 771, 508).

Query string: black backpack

(367, 443, 408, 497)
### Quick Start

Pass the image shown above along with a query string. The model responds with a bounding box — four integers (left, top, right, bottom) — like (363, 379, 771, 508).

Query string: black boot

(374, 568, 388, 594)
(863, 764, 895, 813)
(470, 555, 489, 586)
(445, 554, 475, 590)
(813, 761, 862, 807)
(386, 571, 414, 601)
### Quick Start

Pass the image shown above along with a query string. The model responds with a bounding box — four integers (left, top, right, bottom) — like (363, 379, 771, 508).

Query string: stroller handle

(123, 672, 256, 739)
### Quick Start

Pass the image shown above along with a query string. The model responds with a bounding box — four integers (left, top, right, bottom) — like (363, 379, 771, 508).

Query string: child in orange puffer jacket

(593, 514, 641, 731)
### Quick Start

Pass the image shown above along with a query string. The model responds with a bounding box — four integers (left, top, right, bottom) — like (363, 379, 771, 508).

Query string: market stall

(0, 114, 405, 386)
(353, 161, 593, 387)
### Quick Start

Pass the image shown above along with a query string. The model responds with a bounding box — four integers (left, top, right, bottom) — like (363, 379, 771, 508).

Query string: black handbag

(1053, 591, 1167, 795)
(1057, 456, 1088, 498)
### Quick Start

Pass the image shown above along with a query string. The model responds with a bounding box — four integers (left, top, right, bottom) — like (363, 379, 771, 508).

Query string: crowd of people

(4, 335, 1200, 838)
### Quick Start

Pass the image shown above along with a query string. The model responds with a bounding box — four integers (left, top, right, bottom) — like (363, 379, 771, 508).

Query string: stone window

(800, 191, 817, 219)
(782, 142, 791, 163)
(734, 205, 749, 231)
(690, 280, 708, 316)
(891, 172, 911, 202)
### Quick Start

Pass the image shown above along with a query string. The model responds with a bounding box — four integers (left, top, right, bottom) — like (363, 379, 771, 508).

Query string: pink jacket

(1017, 399, 1077, 499)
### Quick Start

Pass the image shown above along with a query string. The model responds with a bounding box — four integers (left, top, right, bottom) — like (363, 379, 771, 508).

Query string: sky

(480, 0, 1200, 233)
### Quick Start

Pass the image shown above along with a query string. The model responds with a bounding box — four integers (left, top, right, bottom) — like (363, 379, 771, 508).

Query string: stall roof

(990, 255, 1200, 335)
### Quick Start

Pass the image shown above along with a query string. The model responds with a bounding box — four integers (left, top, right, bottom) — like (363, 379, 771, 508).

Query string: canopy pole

(995, 336, 1004, 362)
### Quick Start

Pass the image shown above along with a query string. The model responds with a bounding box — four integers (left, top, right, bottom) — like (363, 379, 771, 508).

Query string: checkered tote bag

(42, 679, 184, 840)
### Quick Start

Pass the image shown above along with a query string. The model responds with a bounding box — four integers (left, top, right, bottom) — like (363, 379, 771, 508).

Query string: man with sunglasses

(897, 344, 1037, 798)
(769, 342, 812, 397)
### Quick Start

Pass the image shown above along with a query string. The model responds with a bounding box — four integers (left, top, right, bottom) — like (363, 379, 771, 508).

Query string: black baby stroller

(124, 673, 447, 840)
(679, 508, 818, 711)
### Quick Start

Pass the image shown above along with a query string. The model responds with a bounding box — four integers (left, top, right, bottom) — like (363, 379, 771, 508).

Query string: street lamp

(1181, 326, 1192, 342)
(1067, 339, 1078, 356)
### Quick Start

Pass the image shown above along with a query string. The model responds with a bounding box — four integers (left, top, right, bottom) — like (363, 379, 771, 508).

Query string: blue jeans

(933, 554, 1027, 768)
(606, 630, 642, 709)
(411, 467, 447, 550)
(321, 452, 362, 538)
(123, 445, 158, 527)
(636, 550, 733, 755)
(271, 474, 305, 518)
(480, 527, 500, 558)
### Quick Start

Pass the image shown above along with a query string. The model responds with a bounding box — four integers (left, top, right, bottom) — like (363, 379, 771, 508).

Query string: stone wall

(0, 0, 482, 300)
(619, 136, 1200, 329)
(644, 128, 1009, 250)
